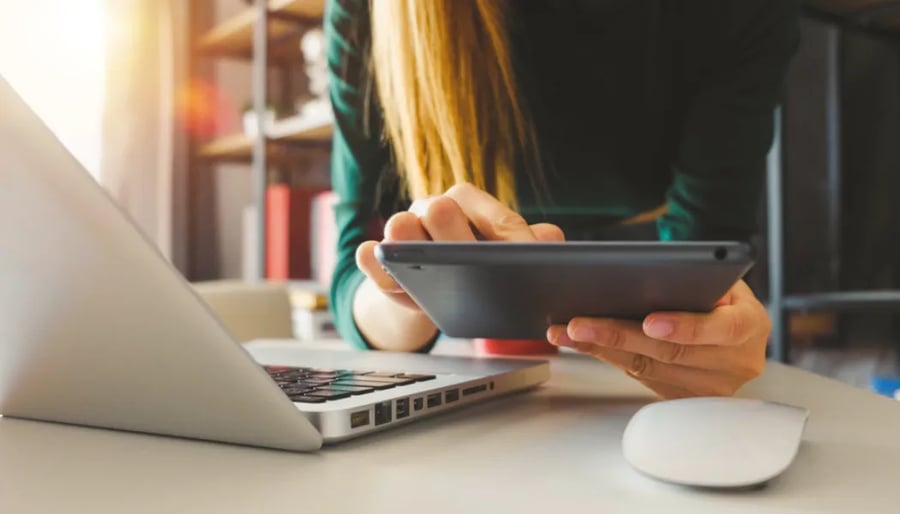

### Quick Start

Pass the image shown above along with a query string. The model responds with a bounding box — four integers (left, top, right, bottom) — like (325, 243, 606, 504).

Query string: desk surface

(1, 340, 899, 514)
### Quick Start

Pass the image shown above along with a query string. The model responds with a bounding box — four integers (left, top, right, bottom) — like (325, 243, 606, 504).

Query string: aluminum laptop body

(0, 76, 549, 451)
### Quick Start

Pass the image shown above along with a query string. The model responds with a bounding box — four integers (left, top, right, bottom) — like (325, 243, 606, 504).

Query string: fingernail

(548, 329, 574, 348)
(571, 325, 594, 341)
(644, 318, 675, 338)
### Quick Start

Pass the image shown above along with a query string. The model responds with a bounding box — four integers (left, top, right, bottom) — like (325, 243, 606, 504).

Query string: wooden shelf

(198, 0, 325, 60)
(198, 117, 333, 162)
(266, 115, 333, 141)
(271, 0, 325, 19)
(198, 133, 257, 161)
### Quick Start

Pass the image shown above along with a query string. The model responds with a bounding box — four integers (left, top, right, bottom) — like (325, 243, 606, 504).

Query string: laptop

(0, 77, 549, 451)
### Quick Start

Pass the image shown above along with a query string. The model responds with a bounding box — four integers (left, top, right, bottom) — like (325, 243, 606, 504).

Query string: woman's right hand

(355, 183, 565, 311)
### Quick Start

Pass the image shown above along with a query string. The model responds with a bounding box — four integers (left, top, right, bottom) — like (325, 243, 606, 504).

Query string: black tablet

(375, 241, 754, 339)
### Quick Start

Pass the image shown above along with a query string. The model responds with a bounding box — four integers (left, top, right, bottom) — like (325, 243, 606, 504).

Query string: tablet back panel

(377, 242, 753, 339)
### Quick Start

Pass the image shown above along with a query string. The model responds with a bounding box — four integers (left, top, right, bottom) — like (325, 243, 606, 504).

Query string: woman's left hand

(547, 279, 771, 399)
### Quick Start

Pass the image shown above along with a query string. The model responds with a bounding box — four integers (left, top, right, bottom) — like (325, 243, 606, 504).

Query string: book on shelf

(266, 184, 325, 280)
(243, 187, 337, 286)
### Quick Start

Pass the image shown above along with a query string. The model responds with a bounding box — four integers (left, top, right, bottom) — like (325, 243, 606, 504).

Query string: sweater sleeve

(325, 0, 385, 350)
(325, 0, 438, 352)
(658, 0, 799, 242)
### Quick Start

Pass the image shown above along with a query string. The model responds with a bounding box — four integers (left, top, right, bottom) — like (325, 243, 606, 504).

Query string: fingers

(642, 307, 749, 346)
(530, 223, 565, 242)
(361, 183, 566, 314)
(358, 212, 428, 295)
(408, 196, 477, 241)
(642, 282, 770, 346)
(556, 318, 726, 370)
(547, 279, 769, 399)
(584, 346, 739, 395)
(548, 328, 743, 397)
(356, 241, 423, 310)
(565, 315, 765, 373)
(356, 241, 402, 293)
(444, 183, 537, 241)
(407, 184, 564, 243)
(563, 317, 704, 369)
(384, 211, 428, 241)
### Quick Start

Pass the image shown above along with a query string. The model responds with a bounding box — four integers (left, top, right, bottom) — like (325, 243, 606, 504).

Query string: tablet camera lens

(714, 247, 728, 261)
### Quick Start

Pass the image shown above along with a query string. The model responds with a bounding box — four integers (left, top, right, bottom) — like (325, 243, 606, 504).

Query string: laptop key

(307, 372, 340, 379)
(311, 369, 367, 378)
(282, 386, 315, 395)
(396, 373, 436, 382)
(365, 372, 402, 378)
(289, 395, 327, 403)
(326, 385, 375, 395)
(277, 376, 310, 383)
(331, 380, 397, 391)
(316, 385, 374, 395)
(350, 376, 416, 386)
(268, 366, 308, 372)
(298, 378, 334, 386)
(306, 389, 353, 400)
(273, 370, 308, 381)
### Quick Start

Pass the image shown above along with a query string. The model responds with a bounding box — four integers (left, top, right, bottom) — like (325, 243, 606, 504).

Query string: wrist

(352, 278, 438, 352)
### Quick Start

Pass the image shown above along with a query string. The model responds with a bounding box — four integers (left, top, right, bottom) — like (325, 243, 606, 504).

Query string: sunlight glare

(0, 0, 107, 178)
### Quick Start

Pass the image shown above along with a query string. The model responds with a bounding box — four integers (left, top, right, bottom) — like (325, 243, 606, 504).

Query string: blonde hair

(369, 0, 538, 206)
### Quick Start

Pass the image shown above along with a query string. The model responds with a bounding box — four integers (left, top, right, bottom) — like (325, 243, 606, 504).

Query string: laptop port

(462, 384, 487, 397)
(413, 397, 424, 411)
(445, 389, 459, 403)
(374, 401, 392, 426)
(396, 398, 410, 419)
(350, 410, 370, 428)
(426, 393, 442, 408)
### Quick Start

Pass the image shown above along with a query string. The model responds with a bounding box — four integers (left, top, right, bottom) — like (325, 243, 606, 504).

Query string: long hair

(369, 0, 539, 206)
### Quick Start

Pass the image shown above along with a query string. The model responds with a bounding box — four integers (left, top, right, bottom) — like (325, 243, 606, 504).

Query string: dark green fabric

(325, 0, 799, 351)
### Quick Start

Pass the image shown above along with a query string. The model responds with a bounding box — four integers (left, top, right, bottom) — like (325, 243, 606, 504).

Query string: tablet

(375, 241, 754, 339)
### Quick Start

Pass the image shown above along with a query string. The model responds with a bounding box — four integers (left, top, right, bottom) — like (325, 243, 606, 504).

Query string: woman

(325, 0, 798, 399)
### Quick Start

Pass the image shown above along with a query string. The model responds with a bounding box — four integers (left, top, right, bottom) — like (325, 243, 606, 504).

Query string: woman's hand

(355, 183, 564, 310)
(547, 279, 770, 399)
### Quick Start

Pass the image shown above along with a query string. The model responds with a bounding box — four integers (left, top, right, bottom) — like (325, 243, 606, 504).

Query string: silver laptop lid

(0, 76, 322, 451)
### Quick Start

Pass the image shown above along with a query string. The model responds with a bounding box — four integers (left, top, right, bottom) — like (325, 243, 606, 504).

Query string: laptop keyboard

(264, 366, 436, 403)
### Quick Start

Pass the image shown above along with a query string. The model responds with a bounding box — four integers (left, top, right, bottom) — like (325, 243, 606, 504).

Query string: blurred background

(1, 0, 898, 395)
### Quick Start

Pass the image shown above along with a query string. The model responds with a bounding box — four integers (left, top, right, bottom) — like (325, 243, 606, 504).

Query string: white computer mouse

(622, 397, 809, 489)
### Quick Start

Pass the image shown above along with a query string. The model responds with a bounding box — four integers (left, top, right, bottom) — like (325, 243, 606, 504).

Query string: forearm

(352, 278, 439, 352)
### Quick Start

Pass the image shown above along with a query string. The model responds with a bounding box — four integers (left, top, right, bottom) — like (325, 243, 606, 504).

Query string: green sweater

(325, 0, 799, 351)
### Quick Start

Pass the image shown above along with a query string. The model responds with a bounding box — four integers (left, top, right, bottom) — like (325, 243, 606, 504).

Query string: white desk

(1, 340, 899, 513)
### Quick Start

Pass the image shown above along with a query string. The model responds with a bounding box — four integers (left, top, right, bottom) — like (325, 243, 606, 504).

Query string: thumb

(530, 223, 565, 242)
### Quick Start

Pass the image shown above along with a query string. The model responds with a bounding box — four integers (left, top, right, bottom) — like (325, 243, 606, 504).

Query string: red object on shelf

(266, 184, 324, 280)
(474, 338, 559, 356)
